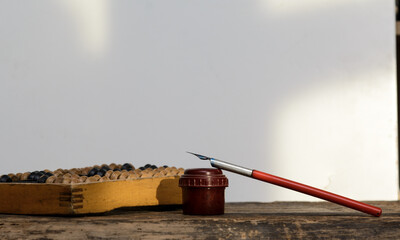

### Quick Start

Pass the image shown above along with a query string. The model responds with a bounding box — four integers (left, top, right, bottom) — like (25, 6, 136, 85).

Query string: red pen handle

(252, 170, 382, 217)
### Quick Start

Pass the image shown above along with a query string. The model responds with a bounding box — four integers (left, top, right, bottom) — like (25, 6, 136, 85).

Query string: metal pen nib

(186, 151, 253, 176)
(186, 152, 212, 160)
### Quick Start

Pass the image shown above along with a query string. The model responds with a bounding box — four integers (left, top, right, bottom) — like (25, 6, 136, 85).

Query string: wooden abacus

(0, 164, 184, 215)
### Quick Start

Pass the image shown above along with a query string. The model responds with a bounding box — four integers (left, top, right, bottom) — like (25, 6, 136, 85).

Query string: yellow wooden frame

(0, 176, 182, 215)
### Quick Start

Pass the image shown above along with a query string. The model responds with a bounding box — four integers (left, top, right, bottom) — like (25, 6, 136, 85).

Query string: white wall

(0, 0, 397, 202)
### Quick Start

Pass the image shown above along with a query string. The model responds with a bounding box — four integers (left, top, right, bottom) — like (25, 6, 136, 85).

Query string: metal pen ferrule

(210, 158, 253, 177)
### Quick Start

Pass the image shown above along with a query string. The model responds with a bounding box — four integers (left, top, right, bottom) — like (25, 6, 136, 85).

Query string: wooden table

(1, 201, 399, 239)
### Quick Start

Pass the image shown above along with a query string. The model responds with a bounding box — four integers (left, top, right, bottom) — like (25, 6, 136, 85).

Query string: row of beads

(0, 164, 184, 184)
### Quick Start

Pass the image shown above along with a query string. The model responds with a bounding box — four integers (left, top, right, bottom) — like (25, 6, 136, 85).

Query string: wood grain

(0, 201, 398, 239)
(0, 183, 73, 215)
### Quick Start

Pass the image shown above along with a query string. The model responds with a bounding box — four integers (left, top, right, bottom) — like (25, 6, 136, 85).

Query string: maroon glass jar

(179, 168, 229, 215)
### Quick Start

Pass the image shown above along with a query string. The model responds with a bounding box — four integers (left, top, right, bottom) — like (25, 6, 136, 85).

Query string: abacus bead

(97, 168, 106, 177)
(122, 163, 133, 169)
(92, 175, 101, 181)
(101, 165, 111, 171)
(28, 172, 38, 181)
(21, 172, 30, 181)
(121, 165, 132, 171)
(63, 173, 72, 178)
(105, 170, 113, 178)
(110, 171, 121, 180)
(38, 175, 48, 183)
(46, 176, 56, 183)
(109, 163, 117, 170)
(0, 175, 12, 183)
(62, 178, 71, 184)
(87, 168, 99, 177)
(32, 172, 43, 181)
(153, 172, 164, 177)
(79, 176, 88, 182)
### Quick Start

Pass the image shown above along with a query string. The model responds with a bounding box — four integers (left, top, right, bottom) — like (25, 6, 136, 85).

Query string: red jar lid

(179, 168, 228, 188)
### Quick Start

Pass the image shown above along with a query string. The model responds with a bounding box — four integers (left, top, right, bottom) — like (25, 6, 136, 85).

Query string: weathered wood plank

(0, 201, 398, 239)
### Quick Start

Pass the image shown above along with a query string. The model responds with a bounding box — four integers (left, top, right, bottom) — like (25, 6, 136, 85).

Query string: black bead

(163, 165, 168, 168)
(45, 172, 53, 177)
(37, 175, 48, 183)
(88, 168, 99, 177)
(122, 163, 133, 168)
(0, 175, 12, 183)
(144, 164, 151, 168)
(28, 171, 38, 181)
(40, 171, 46, 175)
(113, 168, 121, 172)
(139, 167, 145, 170)
(150, 165, 157, 169)
(121, 166, 130, 171)
(101, 165, 111, 171)
(27, 173, 34, 181)
(28, 171, 42, 181)
(97, 168, 107, 177)
(121, 163, 133, 171)
(32, 173, 43, 181)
